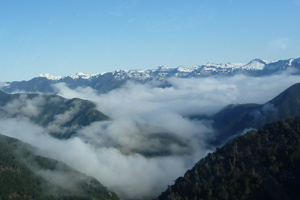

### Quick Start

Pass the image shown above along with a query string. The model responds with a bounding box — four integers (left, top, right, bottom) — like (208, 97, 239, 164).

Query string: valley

(1, 57, 300, 199)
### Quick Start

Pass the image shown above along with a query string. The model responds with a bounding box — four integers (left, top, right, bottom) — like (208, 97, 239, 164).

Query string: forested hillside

(0, 90, 109, 138)
(0, 134, 119, 200)
(156, 116, 300, 200)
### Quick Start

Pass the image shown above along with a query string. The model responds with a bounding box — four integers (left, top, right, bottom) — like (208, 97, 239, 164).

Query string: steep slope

(0, 90, 109, 138)
(1, 57, 299, 94)
(268, 82, 300, 118)
(156, 116, 300, 200)
(211, 82, 300, 144)
(0, 133, 119, 200)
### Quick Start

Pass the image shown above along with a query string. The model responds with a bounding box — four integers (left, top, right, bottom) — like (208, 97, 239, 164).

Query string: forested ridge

(0, 90, 109, 139)
(0, 134, 119, 200)
(156, 116, 300, 200)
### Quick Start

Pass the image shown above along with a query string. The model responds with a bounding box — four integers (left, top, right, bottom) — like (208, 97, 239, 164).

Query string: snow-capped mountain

(39, 57, 300, 81)
(1, 57, 300, 94)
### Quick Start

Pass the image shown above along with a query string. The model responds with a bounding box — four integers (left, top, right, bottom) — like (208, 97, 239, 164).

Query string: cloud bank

(0, 72, 299, 199)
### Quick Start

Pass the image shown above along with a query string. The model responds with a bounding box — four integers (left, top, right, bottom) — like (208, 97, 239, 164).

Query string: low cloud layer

(0, 72, 300, 199)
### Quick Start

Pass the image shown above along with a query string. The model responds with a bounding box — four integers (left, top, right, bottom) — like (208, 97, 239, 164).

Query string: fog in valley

(0, 72, 299, 199)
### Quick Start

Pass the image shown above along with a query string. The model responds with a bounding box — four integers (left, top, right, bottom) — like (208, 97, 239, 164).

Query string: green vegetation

(0, 133, 119, 200)
(130, 132, 190, 157)
(0, 90, 109, 138)
(156, 116, 300, 200)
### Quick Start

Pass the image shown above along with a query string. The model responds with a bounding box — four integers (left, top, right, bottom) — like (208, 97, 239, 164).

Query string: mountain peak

(2, 57, 300, 93)
(154, 65, 170, 71)
(204, 62, 244, 69)
(39, 73, 62, 80)
(69, 72, 99, 79)
(177, 65, 199, 72)
(243, 58, 270, 70)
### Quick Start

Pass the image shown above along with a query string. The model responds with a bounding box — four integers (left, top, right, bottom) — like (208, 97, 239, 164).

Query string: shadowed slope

(0, 133, 119, 200)
(211, 82, 300, 144)
(156, 116, 300, 200)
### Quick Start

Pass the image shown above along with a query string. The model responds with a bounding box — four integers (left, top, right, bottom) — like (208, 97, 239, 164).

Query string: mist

(0, 73, 299, 199)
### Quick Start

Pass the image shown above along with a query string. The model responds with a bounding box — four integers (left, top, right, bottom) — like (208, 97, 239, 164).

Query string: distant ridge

(1, 57, 300, 94)
(34, 57, 300, 81)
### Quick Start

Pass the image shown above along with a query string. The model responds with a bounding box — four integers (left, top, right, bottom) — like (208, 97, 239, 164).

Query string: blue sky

(0, 0, 299, 81)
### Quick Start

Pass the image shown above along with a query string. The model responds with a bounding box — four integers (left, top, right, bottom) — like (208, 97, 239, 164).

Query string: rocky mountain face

(1, 57, 299, 94)
(0, 133, 119, 200)
(155, 116, 300, 200)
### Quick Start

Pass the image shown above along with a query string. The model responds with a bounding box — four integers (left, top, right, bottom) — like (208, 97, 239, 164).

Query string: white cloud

(0, 94, 43, 119)
(0, 118, 207, 199)
(0, 72, 300, 199)
(52, 73, 300, 198)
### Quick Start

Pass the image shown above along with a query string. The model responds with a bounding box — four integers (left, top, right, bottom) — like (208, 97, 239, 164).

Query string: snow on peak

(39, 73, 62, 80)
(243, 59, 269, 70)
(39, 72, 100, 80)
(69, 72, 99, 79)
(113, 69, 152, 80)
(204, 63, 220, 68)
(288, 58, 294, 66)
(177, 66, 199, 72)
(35, 57, 297, 83)
(154, 65, 170, 71)
(204, 62, 244, 69)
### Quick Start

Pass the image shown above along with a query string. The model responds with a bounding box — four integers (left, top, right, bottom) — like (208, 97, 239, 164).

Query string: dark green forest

(0, 134, 119, 200)
(156, 116, 300, 200)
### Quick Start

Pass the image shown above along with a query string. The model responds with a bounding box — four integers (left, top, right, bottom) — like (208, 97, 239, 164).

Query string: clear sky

(0, 0, 299, 82)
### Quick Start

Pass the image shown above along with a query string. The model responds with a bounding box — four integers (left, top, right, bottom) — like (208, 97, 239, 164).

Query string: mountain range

(1, 56, 300, 199)
(1, 57, 300, 94)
